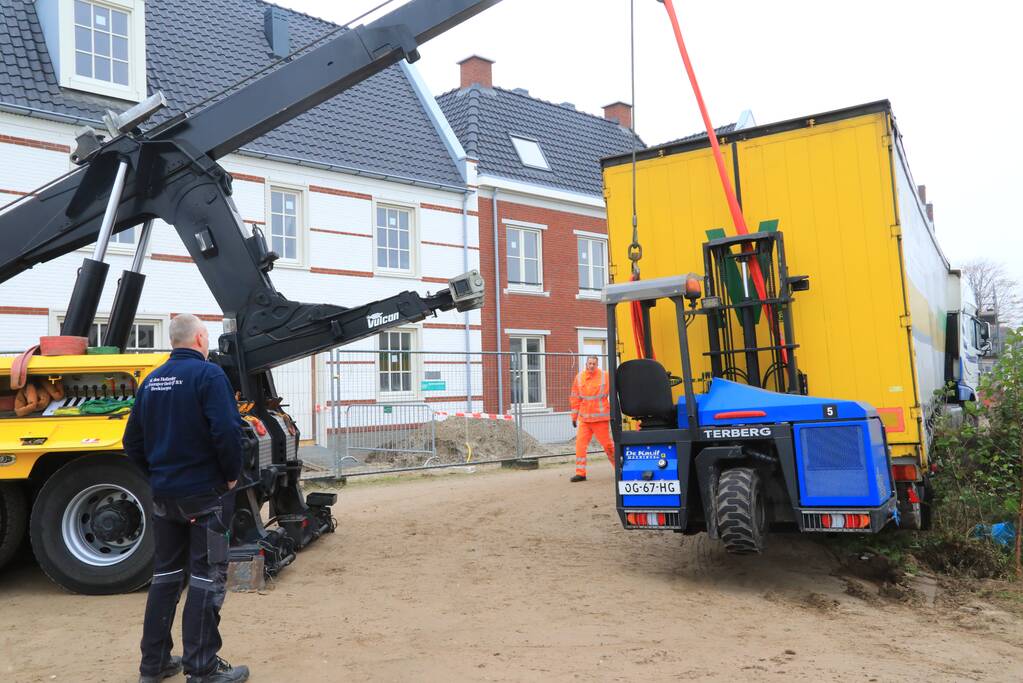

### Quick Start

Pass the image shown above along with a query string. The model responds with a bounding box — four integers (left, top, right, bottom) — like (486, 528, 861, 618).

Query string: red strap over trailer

(661, 0, 748, 237)
(660, 0, 788, 364)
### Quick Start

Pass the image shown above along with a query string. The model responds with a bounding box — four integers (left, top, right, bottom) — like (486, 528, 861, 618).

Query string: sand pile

(364, 417, 543, 468)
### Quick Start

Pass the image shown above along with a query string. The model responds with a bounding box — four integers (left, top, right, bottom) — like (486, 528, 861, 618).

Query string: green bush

(926, 328, 1023, 578)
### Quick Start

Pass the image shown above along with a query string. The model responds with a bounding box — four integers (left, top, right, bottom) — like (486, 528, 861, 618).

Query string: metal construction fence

(271, 349, 608, 479)
(1, 348, 608, 479)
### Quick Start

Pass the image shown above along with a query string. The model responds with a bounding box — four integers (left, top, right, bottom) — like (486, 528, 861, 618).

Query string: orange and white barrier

(434, 411, 513, 421)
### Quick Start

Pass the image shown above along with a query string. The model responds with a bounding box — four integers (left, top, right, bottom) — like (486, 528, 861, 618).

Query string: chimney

(264, 7, 290, 58)
(603, 101, 633, 129)
(458, 55, 494, 89)
(917, 184, 927, 204)
(926, 203, 934, 223)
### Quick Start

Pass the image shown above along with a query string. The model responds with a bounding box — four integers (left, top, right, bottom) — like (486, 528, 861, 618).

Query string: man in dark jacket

(124, 314, 249, 683)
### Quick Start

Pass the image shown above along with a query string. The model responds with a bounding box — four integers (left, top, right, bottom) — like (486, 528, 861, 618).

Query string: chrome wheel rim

(61, 484, 145, 566)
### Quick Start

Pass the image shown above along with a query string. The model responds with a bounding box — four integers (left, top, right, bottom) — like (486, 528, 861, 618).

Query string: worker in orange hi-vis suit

(569, 355, 615, 482)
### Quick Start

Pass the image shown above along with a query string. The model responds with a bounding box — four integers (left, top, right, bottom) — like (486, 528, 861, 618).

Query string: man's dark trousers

(139, 489, 234, 678)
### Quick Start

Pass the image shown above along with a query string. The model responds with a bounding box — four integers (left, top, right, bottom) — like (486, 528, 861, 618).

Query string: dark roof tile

(0, 0, 463, 187)
(437, 85, 643, 197)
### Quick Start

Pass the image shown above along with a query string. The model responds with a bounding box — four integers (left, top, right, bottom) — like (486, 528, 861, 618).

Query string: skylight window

(510, 136, 550, 170)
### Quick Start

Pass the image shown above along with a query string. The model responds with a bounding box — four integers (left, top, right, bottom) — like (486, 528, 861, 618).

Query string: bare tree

(961, 259, 1023, 325)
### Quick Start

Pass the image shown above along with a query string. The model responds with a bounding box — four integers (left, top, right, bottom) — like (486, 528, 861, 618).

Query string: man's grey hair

(169, 313, 206, 348)
(587, 355, 600, 362)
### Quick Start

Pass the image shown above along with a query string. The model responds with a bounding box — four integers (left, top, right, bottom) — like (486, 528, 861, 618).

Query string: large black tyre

(30, 455, 153, 594)
(0, 481, 29, 571)
(716, 467, 767, 554)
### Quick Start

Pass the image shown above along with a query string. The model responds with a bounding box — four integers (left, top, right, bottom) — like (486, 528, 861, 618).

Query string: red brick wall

(602, 102, 633, 130)
(478, 196, 607, 412)
(459, 56, 494, 88)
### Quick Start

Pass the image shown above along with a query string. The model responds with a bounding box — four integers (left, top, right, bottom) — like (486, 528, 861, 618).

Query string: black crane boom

(0, 0, 496, 581)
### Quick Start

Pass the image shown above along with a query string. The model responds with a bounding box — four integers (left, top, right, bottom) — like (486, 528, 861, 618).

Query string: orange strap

(10, 344, 39, 390)
(660, 0, 787, 364)
(630, 274, 652, 360)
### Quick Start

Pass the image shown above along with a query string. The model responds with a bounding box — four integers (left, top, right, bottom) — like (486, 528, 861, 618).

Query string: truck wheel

(0, 482, 28, 571)
(716, 467, 767, 554)
(30, 455, 153, 594)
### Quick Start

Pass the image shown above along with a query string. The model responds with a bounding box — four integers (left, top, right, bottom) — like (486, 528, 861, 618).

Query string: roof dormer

(36, 0, 148, 102)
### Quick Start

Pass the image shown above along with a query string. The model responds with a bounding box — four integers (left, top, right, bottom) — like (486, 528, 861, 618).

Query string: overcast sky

(275, 0, 1023, 282)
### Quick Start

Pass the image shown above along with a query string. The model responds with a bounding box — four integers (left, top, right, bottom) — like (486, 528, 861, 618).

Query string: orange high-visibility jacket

(570, 369, 610, 423)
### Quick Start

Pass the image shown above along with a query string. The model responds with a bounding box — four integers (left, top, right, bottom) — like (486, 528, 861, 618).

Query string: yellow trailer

(602, 101, 987, 481)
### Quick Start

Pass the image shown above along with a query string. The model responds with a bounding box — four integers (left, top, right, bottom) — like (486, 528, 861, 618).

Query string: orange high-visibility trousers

(575, 420, 614, 477)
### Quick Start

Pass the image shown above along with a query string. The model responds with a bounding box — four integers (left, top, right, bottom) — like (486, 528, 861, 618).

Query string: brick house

(437, 56, 642, 415)
(0, 0, 483, 441)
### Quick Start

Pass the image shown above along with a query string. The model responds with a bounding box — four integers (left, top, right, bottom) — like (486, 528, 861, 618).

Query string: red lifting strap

(630, 275, 651, 360)
(660, 0, 787, 363)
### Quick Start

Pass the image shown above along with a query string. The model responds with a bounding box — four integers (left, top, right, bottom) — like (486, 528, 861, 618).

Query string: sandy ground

(3, 461, 1023, 682)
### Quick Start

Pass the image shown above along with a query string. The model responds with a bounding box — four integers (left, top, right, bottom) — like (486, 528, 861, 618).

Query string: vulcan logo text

(366, 312, 400, 329)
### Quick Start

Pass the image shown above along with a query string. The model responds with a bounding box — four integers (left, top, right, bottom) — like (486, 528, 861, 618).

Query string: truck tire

(716, 467, 767, 554)
(0, 482, 28, 571)
(30, 455, 153, 594)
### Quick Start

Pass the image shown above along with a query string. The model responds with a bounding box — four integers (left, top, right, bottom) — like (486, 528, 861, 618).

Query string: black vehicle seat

(616, 359, 677, 429)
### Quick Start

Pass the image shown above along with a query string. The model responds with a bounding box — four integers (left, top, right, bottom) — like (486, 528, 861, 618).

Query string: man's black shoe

(186, 657, 250, 683)
(139, 656, 183, 683)
(570, 474, 586, 482)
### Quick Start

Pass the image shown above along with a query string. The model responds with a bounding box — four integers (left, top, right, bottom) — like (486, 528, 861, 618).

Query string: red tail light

(713, 410, 767, 420)
(892, 464, 919, 481)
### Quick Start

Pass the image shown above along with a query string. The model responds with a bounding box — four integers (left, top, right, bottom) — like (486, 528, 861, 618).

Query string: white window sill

(575, 290, 603, 301)
(272, 260, 310, 272)
(375, 270, 420, 280)
(504, 288, 549, 297)
(377, 394, 421, 403)
(63, 77, 143, 103)
(77, 244, 141, 257)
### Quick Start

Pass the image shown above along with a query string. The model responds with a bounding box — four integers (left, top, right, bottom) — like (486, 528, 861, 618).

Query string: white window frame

(51, 311, 167, 349)
(509, 135, 550, 170)
(506, 223, 544, 293)
(509, 335, 546, 410)
(109, 224, 138, 248)
(577, 328, 608, 371)
(57, 0, 148, 101)
(373, 201, 419, 278)
(376, 327, 420, 401)
(576, 235, 608, 298)
(265, 183, 308, 268)
(76, 224, 140, 256)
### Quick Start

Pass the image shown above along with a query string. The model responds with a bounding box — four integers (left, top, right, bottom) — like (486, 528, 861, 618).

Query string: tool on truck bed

(0, 0, 499, 594)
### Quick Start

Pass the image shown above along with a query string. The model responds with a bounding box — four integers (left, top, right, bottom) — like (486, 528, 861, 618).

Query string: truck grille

(799, 424, 869, 499)
(258, 437, 273, 469)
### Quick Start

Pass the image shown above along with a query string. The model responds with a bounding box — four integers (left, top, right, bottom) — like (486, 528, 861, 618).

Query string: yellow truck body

(603, 101, 978, 467)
